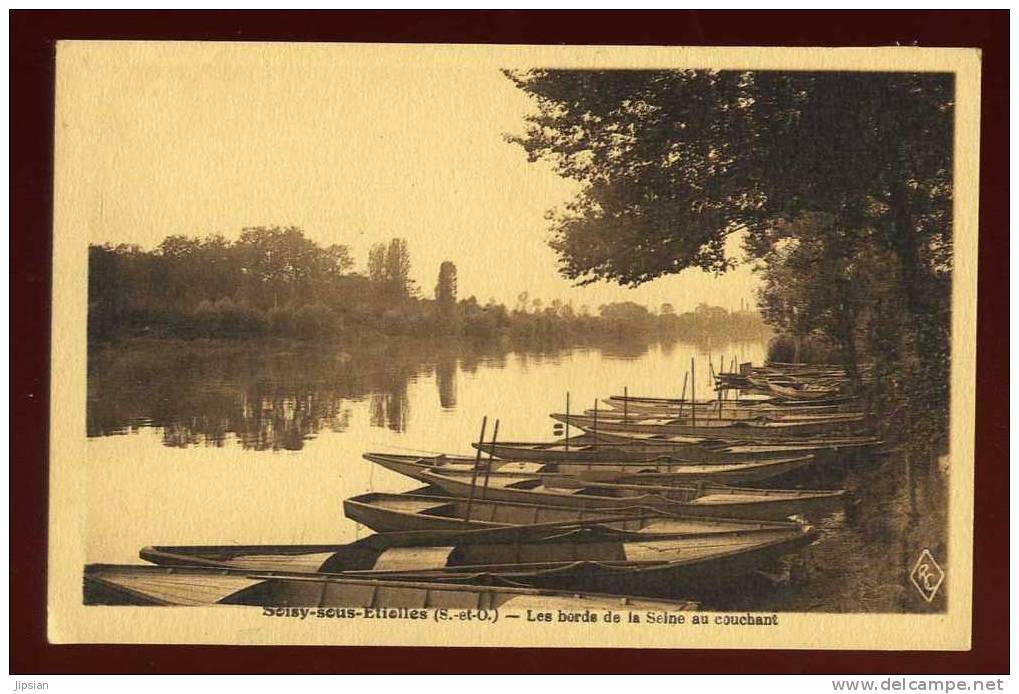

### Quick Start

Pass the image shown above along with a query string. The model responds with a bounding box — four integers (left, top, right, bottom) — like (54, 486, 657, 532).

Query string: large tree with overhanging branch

(506, 69, 954, 386)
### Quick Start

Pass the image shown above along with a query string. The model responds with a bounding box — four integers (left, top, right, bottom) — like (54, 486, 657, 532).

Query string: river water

(85, 336, 948, 613)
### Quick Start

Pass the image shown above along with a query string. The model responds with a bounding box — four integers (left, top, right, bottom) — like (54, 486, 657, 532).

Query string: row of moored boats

(85, 361, 878, 613)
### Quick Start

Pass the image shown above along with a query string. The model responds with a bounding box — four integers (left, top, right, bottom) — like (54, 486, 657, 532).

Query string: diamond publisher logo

(910, 549, 944, 603)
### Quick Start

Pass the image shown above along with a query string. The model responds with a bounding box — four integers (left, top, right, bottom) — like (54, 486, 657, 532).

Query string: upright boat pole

(564, 392, 570, 453)
(463, 416, 488, 526)
(481, 419, 499, 500)
(678, 371, 688, 419)
(691, 357, 696, 428)
(718, 370, 724, 419)
(623, 386, 628, 423)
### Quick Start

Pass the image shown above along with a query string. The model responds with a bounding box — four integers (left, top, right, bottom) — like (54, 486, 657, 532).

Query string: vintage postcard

(48, 41, 980, 649)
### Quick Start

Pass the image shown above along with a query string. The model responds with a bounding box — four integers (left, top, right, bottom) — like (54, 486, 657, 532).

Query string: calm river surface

(86, 336, 947, 613)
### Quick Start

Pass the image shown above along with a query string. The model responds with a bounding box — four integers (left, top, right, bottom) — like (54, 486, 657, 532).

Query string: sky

(58, 42, 761, 314)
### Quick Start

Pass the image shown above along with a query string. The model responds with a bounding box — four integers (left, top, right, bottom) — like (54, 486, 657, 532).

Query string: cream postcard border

(47, 42, 980, 649)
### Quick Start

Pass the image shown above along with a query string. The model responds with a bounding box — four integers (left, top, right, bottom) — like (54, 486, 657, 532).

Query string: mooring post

(623, 386, 628, 423)
(463, 416, 488, 526)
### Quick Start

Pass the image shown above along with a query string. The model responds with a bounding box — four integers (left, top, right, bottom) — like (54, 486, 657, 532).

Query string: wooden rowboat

(474, 435, 839, 464)
(586, 429, 884, 455)
(475, 438, 708, 463)
(762, 361, 851, 373)
(552, 413, 865, 439)
(585, 408, 863, 424)
(605, 393, 858, 409)
(603, 397, 856, 417)
(364, 453, 846, 521)
(84, 564, 698, 610)
(765, 382, 842, 401)
(135, 521, 818, 597)
(343, 490, 813, 534)
(361, 451, 817, 485)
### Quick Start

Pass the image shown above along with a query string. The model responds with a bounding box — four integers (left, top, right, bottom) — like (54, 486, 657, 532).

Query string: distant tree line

(88, 227, 769, 345)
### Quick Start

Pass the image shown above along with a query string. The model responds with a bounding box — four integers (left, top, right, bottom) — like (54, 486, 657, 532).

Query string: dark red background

(10, 10, 1009, 674)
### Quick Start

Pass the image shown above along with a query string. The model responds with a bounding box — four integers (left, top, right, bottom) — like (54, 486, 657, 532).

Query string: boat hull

(601, 399, 857, 419)
(554, 413, 865, 439)
(475, 438, 841, 464)
(475, 531, 816, 598)
(586, 430, 884, 460)
(363, 452, 817, 485)
(83, 564, 700, 610)
(365, 454, 846, 521)
(343, 491, 809, 535)
(134, 522, 819, 600)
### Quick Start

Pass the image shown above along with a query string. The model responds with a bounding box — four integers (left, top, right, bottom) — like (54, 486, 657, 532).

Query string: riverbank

(83, 336, 948, 612)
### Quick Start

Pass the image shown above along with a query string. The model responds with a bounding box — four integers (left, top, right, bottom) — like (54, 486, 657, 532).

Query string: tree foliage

(234, 226, 353, 309)
(506, 70, 952, 290)
(435, 261, 458, 316)
(367, 243, 387, 284)
(88, 228, 769, 347)
(384, 238, 412, 296)
(508, 69, 954, 433)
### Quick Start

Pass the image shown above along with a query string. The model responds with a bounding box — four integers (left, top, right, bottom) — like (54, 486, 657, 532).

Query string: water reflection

(369, 385, 409, 433)
(596, 338, 653, 360)
(88, 343, 361, 450)
(89, 336, 722, 451)
(435, 353, 457, 409)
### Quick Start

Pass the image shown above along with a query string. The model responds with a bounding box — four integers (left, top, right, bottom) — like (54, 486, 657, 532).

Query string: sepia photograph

(44, 41, 980, 650)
